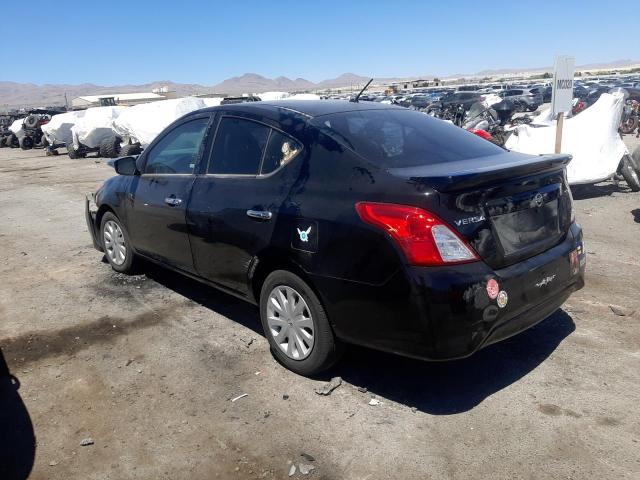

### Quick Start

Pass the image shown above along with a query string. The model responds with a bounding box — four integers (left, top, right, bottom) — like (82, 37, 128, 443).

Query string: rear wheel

(259, 270, 343, 376)
(100, 212, 136, 273)
(0, 136, 6, 147)
(620, 156, 640, 192)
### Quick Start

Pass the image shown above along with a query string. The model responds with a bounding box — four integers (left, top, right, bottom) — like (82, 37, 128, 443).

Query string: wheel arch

(249, 249, 318, 306)
(95, 204, 117, 234)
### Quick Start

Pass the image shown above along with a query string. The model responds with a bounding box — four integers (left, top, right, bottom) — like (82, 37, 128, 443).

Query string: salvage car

(86, 100, 586, 375)
(499, 88, 543, 112)
(438, 91, 484, 111)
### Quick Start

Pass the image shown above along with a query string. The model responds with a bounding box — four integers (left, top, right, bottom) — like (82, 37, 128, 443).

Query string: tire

(99, 136, 121, 158)
(100, 212, 137, 273)
(23, 115, 38, 129)
(620, 157, 640, 192)
(0, 136, 6, 147)
(620, 115, 638, 135)
(40, 135, 49, 148)
(527, 104, 538, 112)
(5, 133, 16, 148)
(631, 146, 640, 174)
(259, 270, 343, 376)
(120, 143, 142, 156)
(66, 143, 85, 159)
(19, 135, 34, 150)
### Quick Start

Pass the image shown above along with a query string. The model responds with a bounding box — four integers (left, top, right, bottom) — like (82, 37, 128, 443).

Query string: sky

(2, 0, 637, 86)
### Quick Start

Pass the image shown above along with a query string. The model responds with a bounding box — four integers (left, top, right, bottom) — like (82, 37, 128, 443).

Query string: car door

(187, 115, 302, 295)
(126, 114, 211, 272)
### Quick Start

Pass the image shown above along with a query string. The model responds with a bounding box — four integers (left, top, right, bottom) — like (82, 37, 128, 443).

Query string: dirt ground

(0, 136, 639, 480)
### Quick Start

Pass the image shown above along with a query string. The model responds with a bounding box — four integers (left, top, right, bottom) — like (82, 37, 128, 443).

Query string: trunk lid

(389, 152, 573, 269)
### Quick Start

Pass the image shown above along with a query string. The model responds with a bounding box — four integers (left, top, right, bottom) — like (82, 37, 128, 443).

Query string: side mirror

(110, 156, 139, 175)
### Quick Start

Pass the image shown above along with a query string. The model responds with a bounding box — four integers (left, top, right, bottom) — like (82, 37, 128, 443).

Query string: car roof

(196, 99, 404, 119)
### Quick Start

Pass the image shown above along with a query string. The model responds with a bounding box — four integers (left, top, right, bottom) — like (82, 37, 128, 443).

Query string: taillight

(468, 128, 493, 140)
(355, 202, 479, 266)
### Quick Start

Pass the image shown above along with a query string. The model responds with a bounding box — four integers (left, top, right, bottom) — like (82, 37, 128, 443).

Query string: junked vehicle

(86, 100, 586, 375)
(499, 88, 543, 112)
(67, 106, 127, 159)
(0, 114, 20, 147)
(4, 108, 64, 150)
(506, 91, 639, 190)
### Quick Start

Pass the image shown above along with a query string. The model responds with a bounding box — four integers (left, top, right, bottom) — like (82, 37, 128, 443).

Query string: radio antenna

(351, 78, 373, 102)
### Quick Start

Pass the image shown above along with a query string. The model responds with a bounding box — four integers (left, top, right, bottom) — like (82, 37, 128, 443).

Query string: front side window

(209, 117, 270, 175)
(144, 118, 209, 174)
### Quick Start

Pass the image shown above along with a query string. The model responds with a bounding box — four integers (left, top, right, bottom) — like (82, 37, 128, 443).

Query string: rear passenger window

(209, 117, 270, 175)
(316, 109, 503, 168)
(261, 130, 302, 174)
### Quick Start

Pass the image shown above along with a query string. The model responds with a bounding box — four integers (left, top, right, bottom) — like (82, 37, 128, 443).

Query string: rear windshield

(313, 109, 503, 168)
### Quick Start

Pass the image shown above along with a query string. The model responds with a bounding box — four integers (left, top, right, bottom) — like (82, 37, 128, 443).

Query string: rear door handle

(246, 209, 272, 220)
(164, 197, 183, 207)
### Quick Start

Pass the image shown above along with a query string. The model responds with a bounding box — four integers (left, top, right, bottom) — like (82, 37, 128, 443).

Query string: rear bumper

(85, 195, 102, 252)
(314, 222, 585, 361)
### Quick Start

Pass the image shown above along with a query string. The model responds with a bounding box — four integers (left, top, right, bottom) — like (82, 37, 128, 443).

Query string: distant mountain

(1, 59, 638, 109)
(0, 80, 211, 109)
(0, 73, 377, 108)
(474, 59, 640, 77)
(212, 73, 316, 94)
(316, 73, 371, 89)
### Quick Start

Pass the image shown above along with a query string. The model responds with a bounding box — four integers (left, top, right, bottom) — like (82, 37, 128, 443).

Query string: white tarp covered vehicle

(201, 97, 224, 107)
(41, 110, 86, 146)
(258, 91, 290, 101)
(9, 118, 24, 135)
(483, 93, 503, 107)
(505, 92, 628, 185)
(286, 93, 321, 101)
(112, 97, 207, 147)
(70, 106, 126, 149)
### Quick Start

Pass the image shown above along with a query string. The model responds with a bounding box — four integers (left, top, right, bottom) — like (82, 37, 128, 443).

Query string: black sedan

(86, 100, 586, 375)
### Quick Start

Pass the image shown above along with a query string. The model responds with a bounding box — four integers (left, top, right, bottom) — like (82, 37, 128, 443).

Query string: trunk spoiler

(388, 152, 572, 192)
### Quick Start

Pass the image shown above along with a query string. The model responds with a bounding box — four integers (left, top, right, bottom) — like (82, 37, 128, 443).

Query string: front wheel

(259, 270, 343, 376)
(19, 135, 33, 150)
(100, 212, 137, 273)
(620, 115, 638, 135)
(620, 156, 640, 192)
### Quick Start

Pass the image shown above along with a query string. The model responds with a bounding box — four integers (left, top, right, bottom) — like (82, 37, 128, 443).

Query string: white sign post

(551, 55, 575, 153)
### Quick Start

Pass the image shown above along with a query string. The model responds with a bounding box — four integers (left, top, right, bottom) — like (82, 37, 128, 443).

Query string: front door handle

(246, 209, 272, 220)
(164, 197, 183, 207)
